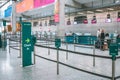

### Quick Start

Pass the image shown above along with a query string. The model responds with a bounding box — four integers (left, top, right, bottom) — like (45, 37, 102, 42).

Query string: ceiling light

(116, 0, 120, 3)
(96, 9, 103, 12)
(87, 11, 94, 13)
(77, 12, 83, 15)
(107, 8, 114, 10)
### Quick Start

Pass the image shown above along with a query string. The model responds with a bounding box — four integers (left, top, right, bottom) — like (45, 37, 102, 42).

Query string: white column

(12, 1, 16, 33)
(57, 0, 65, 38)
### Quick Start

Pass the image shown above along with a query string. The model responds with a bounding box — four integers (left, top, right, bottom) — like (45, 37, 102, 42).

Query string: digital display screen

(83, 19, 88, 24)
(34, 0, 55, 8)
(91, 20, 97, 24)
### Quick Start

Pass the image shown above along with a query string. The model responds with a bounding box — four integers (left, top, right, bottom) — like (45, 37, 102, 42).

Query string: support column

(12, 1, 16, 33)
(57, 0, 65, 38)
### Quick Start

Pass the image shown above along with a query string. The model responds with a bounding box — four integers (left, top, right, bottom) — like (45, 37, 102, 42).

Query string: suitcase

(95, 40, 100, 48)
(103, 43, 108, 50)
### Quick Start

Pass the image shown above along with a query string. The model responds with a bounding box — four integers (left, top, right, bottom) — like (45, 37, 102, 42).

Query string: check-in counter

(74, 33, 82, 43)
(65, 32, 74, 43)
(78, 35, 97, 45)
(65, 35, 74, 43)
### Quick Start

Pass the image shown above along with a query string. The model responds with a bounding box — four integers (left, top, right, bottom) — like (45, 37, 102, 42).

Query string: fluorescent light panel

(107, 8, 114, 10)
(96, 9, 103, 12)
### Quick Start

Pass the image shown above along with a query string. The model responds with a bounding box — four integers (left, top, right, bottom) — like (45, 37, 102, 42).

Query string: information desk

(78, 36, 97, 45)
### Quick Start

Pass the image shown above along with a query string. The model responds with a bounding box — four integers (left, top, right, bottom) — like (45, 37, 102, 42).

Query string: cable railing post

(34, 46, 36, 64)
(93, 40, 96, 67)
(66, 42, 68, 60)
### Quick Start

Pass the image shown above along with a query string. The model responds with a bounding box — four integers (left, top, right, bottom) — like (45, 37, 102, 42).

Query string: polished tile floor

(0, 42, 120, 80)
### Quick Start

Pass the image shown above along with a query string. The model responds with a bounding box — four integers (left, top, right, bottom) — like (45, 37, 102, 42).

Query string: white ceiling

(74, 0, 100, 4)
(0, 0, 7, 6)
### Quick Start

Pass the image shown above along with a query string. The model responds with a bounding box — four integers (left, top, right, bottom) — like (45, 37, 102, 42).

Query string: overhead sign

(16, 0, 34, 13)
(22, 22, 32, 67)
(4, 5, 12, 17)
(34, 0, 55, 8)
(54, 0, 59, 22)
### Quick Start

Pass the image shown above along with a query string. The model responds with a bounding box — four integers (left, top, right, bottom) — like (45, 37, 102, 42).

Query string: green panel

(55, 39, 61, 48)
(109, 43, 118, 56)
(22, 22, 32, 67)
(3, 20, 6, 26)
(31, 35, 36, 51)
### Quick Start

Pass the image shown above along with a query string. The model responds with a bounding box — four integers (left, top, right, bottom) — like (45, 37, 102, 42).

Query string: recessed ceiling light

(96, 9, 103, 12)
(87, 11, 94, 13)
(116, 0, 120, 3)
(77, 12, 83, 14)
(107, 8, 114, 10)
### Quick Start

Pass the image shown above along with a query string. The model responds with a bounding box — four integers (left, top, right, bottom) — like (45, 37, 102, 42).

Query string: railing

(8, 38, 120, 80)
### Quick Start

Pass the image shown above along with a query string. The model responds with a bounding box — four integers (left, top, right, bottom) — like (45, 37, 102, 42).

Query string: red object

(54, 14, 59, 22)
(117, 18, 120, 22)
(83, 19, 88, 24)
(91, 20, 97, 24)
(34, 0, 55, 8)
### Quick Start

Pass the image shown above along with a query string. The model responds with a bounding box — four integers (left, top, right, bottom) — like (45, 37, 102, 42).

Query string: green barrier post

(109, 43, 118, 80)
(55, 38, 61, 75)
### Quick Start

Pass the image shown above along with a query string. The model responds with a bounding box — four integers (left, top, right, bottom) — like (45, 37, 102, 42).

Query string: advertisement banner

(34, 0, 55, 8)
(16, 0, 33, 13)
(4, 6, 12, 17)
(54, 0, 59, 22)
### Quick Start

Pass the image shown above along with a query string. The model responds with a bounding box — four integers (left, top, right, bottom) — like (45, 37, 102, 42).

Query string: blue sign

(4, 5, 12, 17)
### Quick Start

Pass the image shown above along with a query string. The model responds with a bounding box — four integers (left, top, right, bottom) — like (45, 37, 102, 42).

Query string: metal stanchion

(112, 59, 115, 80)
(57, 48, 59, 75)
(93, 41, 96, 67)
(66, 43, 68, 60)
(9, 39, 10, 53)
(34, 46, 36, 64)
(48, 41, 50, 55)
(55, 38, 61, 75)
(74, 44, 75, 51)
(18, 31, 21, 58)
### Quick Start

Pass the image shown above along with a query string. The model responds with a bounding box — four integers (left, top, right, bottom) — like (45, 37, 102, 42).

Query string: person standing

(100, 29, 105, 50)
(97, 29, 101, 40)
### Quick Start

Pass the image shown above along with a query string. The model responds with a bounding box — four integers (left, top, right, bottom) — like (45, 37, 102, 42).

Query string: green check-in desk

(65, 35, 74, 43)
(77, 35, 97, 45)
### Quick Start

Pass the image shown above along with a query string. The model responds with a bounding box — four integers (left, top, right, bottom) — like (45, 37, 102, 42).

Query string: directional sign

(109, 43, 118, 56)
(25, 38, 30, 43)
(22, 22, 32, 67)
(3, 20, 6, 26)
(55, 39, 61, 48)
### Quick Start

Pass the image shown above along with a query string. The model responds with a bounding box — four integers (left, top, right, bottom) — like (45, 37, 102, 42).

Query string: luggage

(103, 43, 108, 50)
(95, 40, 100, 48)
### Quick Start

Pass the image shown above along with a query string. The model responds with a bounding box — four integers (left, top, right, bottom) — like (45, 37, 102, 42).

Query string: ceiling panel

(74, 0, 101, 4)
(0, 0, 8, 6)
